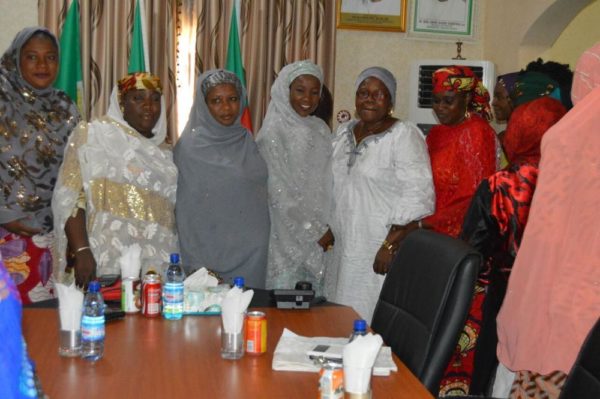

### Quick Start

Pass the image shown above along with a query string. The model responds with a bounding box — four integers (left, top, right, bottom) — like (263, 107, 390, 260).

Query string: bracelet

(381, 239, 395, 254)
(74, 246, 91, 254)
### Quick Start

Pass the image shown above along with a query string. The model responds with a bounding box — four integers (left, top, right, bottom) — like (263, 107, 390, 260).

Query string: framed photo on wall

(337, 0, 408, 32)
(412, 0, 474, 37)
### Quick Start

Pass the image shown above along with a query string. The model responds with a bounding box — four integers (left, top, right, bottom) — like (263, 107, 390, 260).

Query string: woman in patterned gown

(0, 27, 79, 302)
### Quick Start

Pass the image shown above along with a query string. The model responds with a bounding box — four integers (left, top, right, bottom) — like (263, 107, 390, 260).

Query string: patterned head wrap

(354, 66, 397, 106)
(571, 41, 600, 105)
(286, 60, 323, 91)
(117, 72, 162, 98)
(503, 96, 566, 167)
(432, 65, 492, 121)
(496, 72, 519, 95)
(200, 70, 242, 98)
(511, 71, 560, 108)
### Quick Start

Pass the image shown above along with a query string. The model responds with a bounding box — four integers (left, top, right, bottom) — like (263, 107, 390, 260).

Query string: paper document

(272, 329, 397, 376)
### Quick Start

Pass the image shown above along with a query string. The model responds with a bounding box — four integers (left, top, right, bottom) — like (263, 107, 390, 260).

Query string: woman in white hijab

(53, 72, 178, 287)
(256, 60, 332, 295)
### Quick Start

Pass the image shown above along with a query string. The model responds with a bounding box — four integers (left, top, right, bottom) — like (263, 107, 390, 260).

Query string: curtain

(191, 0, 336, 132)
(39, 0, 336, 137)
(39, 0, 178, 141)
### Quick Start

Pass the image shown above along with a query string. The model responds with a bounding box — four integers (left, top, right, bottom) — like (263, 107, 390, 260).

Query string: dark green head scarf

(511, 71, 561, 107)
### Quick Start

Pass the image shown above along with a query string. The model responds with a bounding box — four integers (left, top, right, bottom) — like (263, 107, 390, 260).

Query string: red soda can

(245, 311, 267, 355)
(142, 271, 161, 317)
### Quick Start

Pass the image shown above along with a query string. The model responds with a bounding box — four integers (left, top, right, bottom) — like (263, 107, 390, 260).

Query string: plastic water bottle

(348, 319, 367, 342)
(233, 276, 245, 290)
(81, 280, 105, 361)
(163, 253, 185, 320)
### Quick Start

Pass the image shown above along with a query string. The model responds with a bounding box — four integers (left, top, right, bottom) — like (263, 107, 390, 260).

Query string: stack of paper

(272, 329, 397, 376)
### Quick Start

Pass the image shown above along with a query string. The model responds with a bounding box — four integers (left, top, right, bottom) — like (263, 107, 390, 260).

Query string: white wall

(0, 0, 38, 52)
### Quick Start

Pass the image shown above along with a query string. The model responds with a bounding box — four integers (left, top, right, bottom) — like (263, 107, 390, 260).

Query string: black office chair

(558, 317, 600, 399)
(371, 229, 481, 396)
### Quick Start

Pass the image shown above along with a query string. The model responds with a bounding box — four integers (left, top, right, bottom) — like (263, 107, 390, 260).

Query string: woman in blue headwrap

(0, 255, 41, 398)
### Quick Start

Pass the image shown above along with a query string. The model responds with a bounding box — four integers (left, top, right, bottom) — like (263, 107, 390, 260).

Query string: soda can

(244, 311, 267, 355)
(142, 272, 161, 317)
(318, 362, 344, 399)
(121, 277, 141, 313)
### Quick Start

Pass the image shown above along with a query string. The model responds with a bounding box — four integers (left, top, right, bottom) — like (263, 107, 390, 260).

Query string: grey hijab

(174, 69, 269, 288)
(0, 27, 80, 231)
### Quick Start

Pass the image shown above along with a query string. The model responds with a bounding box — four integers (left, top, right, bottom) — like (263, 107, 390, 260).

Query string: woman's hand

(64, 208, 96, 288)
(73, 248, 97, 288)
(317, 228, 335, 252)
(1, 220, 41, 237)
(373, 246, 395, 275)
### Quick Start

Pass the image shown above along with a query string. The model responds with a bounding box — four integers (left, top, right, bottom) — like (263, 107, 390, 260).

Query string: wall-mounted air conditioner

(408, 59, 496, 135)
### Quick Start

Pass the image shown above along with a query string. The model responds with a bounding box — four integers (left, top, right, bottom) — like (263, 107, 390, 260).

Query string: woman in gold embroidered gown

(52, 73, 178, 287)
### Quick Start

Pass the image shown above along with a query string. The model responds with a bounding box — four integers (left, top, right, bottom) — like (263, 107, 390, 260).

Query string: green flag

(128, 0, 149, 73)
(54, 0, 84, 115)
(226, 1, 253, 132)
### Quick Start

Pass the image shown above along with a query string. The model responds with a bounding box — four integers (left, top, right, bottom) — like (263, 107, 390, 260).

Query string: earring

(464, 110, 470, 119)
(388, 108, 394, 116)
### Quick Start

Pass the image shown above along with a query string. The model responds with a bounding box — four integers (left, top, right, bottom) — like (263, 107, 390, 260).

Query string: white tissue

(343, 333, 384, 394)
(220, 286, 254, 334)
(183, 267, 219, 290)
(119, 244, 142, 278)
(56, 282, 84, 331)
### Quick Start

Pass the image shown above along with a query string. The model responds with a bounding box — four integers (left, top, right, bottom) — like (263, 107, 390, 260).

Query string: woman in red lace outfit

(438, 74, 566, 396)
(422, 66, 497, 238)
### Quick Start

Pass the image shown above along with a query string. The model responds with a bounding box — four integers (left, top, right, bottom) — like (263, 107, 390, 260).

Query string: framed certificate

(412, 0, 474, 37)
(337, 0, 408, 32)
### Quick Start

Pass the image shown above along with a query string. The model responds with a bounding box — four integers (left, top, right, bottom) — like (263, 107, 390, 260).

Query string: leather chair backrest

(371, 229, 480, 395)
(559, 318, 600, 399)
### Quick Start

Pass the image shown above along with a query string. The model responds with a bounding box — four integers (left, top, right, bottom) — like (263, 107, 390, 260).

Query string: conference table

(23, 304, 433, 398)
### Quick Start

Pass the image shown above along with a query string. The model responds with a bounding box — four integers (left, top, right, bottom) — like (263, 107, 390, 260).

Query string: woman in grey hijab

(0, 27, 79, 303)
(174, 69, 269, 288)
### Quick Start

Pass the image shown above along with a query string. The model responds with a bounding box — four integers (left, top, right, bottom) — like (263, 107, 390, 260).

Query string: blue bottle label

(163, 282, 184, 315)
(81, 315, 105, 342)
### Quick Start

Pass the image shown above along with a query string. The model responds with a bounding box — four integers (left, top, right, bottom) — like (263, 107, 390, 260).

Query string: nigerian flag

(54, 0, 84, 116)
(226, 0, 253, 132)
(128, 0, 149, 73)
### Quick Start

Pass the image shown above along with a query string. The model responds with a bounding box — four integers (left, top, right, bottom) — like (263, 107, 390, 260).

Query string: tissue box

(183, 284, 230, 315)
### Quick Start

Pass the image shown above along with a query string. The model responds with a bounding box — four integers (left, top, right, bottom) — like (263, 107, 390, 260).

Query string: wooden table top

(23, 306, 433, 399)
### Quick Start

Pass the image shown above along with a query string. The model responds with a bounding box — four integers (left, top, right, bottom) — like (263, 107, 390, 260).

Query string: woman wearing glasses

(322, 66, 434, 322)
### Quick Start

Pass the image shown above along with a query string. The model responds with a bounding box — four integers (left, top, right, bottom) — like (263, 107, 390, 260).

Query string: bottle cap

(88, 280, 101, 293)
(353, 319, 367, 332)
(233, 276, 245, 288)
(170, 253, 180, 264)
